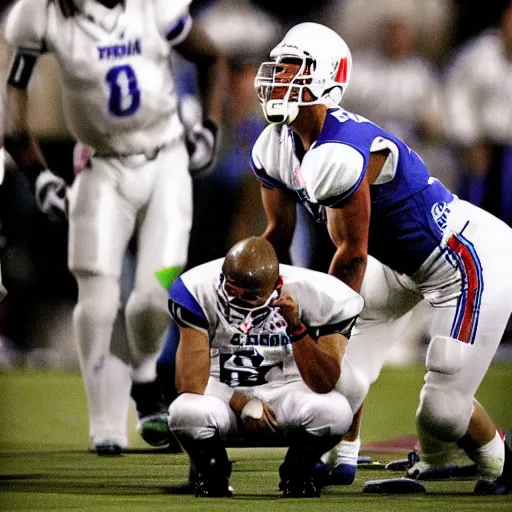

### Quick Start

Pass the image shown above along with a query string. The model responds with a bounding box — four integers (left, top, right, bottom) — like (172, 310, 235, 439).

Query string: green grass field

(1, 363, 511, 511)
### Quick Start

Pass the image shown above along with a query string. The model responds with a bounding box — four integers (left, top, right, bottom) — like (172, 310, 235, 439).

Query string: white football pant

(68, 142, 192, 446)
(169, 379, 353, 441)
(338, 199, 512, 454)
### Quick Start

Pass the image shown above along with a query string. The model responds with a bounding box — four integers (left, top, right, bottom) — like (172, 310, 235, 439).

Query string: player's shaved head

(222, 237, 279, 294)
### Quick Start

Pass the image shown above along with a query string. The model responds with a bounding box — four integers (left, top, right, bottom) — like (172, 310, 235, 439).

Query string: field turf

(1, 363, 511, 511)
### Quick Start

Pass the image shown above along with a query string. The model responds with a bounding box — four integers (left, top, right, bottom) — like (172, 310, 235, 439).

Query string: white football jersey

(4, 0, 191, 155)
(445, 30, 512, 145)
(169, 259, 363, 387)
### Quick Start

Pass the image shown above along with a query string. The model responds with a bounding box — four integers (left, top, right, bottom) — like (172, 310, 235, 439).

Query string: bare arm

(273, 294, 347, 394)
(174, 23, 229, 126)
(326, 175, 371, 293)
(175, 325, 210, 395)
(260, 184, 297, 264)
(5, 74, 47, 188)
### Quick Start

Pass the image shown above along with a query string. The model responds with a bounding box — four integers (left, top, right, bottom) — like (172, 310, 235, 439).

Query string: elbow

(304, 368, 341, 394)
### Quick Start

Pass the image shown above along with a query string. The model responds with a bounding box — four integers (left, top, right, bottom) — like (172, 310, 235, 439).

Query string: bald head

(222, 237, 279, 296)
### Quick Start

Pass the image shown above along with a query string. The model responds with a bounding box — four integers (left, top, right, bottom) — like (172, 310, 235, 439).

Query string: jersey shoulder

(3, 0, 49, 52)
(280, 264, 364, 326)
(250, 123, 288, 188)
(152, 0, 192, 44)
(301, 141, 365, 207)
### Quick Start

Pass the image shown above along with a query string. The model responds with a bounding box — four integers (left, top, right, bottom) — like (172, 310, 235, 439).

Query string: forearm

(196, 52, 228, 126)
(261, 225, 292, 264)
(5, 87, 47, 185)
(328, 247, 367, 293)
(174, 327, 210, 395)
(292, 331, 346, 394)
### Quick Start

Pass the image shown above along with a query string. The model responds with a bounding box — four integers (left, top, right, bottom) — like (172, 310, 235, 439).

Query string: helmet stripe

(335, 57, 348, 83)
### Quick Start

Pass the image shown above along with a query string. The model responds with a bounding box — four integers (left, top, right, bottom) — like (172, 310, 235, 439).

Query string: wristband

(288, 323, 309, 343)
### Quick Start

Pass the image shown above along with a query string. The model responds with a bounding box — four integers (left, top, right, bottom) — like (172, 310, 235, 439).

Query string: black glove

(34, 169, 68, 223)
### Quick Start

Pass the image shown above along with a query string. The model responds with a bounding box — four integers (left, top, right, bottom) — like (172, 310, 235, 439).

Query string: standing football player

(167, 236, 363, 497)
(250, 21, 512, 494)
(2, 0, 227, 455)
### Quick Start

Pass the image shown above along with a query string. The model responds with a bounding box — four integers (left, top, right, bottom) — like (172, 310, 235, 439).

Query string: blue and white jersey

(251, 108, 454, 275)
(168, 259, 363, 387)
(4, 0, 191, 155)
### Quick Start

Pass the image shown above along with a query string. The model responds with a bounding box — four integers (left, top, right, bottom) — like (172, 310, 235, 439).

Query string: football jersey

(168, 259, 363, 388)
(251, 108, 454, 275)
(3, 0, 191, 155)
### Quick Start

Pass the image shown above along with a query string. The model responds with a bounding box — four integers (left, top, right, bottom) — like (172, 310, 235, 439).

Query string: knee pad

(125, 287, 169, 349)
(416, 381, 473, 442)
(426, 335, 465, 375)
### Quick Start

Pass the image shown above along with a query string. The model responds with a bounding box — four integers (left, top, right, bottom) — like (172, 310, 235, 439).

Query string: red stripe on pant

(447, 235, 479, 343)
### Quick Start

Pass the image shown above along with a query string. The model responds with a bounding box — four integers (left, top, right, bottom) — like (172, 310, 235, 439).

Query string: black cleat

(194, 474, 233, 498)
(279, 476, 320, 498)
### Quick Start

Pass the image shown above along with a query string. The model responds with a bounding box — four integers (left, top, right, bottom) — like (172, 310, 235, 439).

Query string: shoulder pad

(3, 0, 48, 52)
(301, 142, 365, 207)
(153, 0, 192, 43)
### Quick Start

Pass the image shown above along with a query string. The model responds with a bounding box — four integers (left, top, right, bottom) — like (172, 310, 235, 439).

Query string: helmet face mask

(254, 22, 352, 124)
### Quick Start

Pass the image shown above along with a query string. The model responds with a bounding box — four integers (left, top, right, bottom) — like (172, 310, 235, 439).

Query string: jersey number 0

(105, 64, 141, 117)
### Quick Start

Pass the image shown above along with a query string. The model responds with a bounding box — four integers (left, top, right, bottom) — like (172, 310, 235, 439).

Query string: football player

(250, 22, 512, 494)
(2, 0, 227, 454)
(167, 236, 363, 497)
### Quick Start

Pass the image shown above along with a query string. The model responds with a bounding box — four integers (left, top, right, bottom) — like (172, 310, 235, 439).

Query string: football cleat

(95, 441, 122, 456)
(329, 462, 357, 485)
(137, 413, 171, 448)
(363, 477, 426, 494)
(280, 476, 321, 498)
(194, 475, 233, 498)
(131, 380, 171, 448)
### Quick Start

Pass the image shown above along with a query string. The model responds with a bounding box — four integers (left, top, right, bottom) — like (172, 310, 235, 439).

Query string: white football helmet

(254, 22, 352, 124)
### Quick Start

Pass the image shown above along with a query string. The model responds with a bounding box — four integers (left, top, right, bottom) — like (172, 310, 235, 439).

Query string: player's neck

(290, 105, 327, 151)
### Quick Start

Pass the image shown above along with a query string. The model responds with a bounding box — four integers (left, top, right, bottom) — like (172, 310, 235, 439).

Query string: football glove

(179, 94, 220, 178)
(34, 169, 68, 223)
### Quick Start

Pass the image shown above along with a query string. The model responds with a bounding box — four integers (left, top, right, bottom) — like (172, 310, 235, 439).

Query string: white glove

(34, 169, 68, 223)
(179, 95, 220, 178)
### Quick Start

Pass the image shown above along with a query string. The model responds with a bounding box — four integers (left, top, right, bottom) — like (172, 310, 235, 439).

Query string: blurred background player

(251, 21, 512, 494)
(2, 0, 227, 454)
(167, 236, 363, 497)
(444, 1, 512, 229)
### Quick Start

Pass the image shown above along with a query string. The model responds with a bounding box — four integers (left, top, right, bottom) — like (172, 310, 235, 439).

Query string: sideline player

(2, 0, 227, 454)
(250, 21, 512, 494)
(167, 236, 363, 497)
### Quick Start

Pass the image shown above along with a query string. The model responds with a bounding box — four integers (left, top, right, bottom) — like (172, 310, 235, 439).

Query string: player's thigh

(134, 144, 192, 289)
(68, 163, 134, 277)
(427, 219, 512, 397)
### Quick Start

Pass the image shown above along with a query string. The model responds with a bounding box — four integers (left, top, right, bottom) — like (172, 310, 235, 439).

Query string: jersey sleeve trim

(310, 315, 358, 340)
(316, 166, 366, 208)
(165, 14, 192, 44)
(250, 152, 289, 191)
(168, 276, 208, 329)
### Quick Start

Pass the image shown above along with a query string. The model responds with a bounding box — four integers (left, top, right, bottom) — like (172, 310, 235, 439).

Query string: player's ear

(275, 275, 284, 294)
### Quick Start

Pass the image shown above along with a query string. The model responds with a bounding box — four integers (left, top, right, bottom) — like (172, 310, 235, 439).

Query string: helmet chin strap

(263, 100, 299, 125)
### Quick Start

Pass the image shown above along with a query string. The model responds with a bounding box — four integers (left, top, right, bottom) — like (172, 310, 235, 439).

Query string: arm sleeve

(3, 0, 48, 53)
(168, 276, 209, 331)
(154, 0, 193, 44)
(301, 142, 365, 208)
(250, 125, 290, 191)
